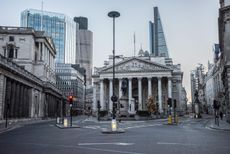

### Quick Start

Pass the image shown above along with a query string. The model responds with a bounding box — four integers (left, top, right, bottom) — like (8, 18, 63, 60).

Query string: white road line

(124, 124, 162, 130)
(77, 146, 145, 154)
(157, 142, 196, 146)
(83, 126, 100, 129)
(19, 142, 143, 154)
(78, 142, 134, 146)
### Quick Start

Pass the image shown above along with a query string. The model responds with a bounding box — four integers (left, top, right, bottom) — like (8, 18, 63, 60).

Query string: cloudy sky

(0, 0, 219, 101)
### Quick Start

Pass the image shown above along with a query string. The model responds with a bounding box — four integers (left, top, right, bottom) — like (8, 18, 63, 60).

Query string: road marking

(83, 126, 100, 129)
(157, 142, 196, 146)
(19, 142, 142, 154)
(78, 142, 134, 146)
(124, 124, 162, 130)
(76, 146, 144, 154)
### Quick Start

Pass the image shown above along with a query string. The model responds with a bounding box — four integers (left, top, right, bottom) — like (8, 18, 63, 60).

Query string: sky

(0, 0, 219, 101)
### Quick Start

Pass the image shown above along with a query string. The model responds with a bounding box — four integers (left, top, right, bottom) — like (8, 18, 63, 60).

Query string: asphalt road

(0, 116, 230, 154)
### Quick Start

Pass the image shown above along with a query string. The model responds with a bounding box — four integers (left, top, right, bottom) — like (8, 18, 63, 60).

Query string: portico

(93, 57, 179, 115)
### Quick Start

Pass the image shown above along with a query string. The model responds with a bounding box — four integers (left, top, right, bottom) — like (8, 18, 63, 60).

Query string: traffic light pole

(173, 99, 177, 123)
(70, 104, 72, 127)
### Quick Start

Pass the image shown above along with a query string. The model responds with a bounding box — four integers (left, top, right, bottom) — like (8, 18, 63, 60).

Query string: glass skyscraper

(149, 7, 169, 58)
(21, 9, 76, 64)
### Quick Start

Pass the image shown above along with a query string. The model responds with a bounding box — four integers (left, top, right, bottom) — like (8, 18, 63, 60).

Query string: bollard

(168, 115, 172, 125)
(64, 118, 68, 127)
(56, 117, 60, 124)
(111, 119, 117, 131)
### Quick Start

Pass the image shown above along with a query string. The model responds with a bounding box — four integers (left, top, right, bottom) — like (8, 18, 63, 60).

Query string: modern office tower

(74, 17, 88, 30)
(74, 17, 93, 85)
(149, 7, 169, 58)
(21, 9, 76, 64)
(55, 63, 85, 114)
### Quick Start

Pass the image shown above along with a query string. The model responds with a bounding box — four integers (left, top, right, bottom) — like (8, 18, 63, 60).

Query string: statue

(119, 79, 130, 116)
(121, 79, 128, 96)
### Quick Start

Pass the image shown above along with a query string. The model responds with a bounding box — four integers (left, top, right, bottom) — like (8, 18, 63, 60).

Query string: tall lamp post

(108, 11, 120, 121)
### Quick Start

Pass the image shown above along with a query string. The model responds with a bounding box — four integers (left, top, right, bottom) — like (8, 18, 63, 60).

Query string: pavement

(187, 113, 230, 131)
(0, 118, 55, 133)
(207, 117, 230, 131)
(1, 114, 230, 154)
(2, 114, 229, 133)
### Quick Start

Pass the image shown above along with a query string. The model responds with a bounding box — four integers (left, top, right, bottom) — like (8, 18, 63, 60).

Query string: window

(9, 36, 14, 42)
(19, 38, 25, 42)
(35, 51, 38, 62)
(3, 48, 6, 57)
(15, 49, 18, 58)
(19, 65, 25, 69)
(8, 46, 14, 58)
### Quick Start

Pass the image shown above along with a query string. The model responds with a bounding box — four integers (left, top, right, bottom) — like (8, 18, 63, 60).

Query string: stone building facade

(0, 26, 56, 83)
(219, 0, 230, 121)
(92, 55, 183, 116)
(0, 26, 64, 120)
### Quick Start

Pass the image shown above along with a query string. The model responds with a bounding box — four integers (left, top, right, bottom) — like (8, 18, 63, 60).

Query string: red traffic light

(68, 95, 73, 103)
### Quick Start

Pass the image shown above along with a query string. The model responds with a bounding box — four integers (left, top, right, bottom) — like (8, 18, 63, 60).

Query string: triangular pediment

(100, 57, 172, 73)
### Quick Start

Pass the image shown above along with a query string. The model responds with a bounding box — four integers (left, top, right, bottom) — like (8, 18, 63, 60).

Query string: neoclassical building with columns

(92, 54, 183, 116)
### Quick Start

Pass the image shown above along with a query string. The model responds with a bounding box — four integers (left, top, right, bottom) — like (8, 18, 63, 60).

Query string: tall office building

(74, 17, 93, 85)
(21, 9, 76, 64)
(149, 7, 169, 58)
(55, 63, 85, 113)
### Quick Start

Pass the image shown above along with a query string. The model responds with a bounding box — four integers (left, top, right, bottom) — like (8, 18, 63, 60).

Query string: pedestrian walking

(220, 111, 223, 120)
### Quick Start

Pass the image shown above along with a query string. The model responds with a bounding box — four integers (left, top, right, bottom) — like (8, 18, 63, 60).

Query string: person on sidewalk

(220, 111, 223, 120)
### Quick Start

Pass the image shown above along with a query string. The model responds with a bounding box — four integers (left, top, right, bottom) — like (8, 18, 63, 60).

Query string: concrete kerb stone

(207, 119, 230, 131)
(101, 128, 125, 134)
(0, 118, 55, 133)
(55, 124, 81, 129)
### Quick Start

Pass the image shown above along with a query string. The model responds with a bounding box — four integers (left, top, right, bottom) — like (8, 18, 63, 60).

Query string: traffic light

(113, 103, 117, 109)
(97, 101, 101, 109)
(68, 95, 73, 104)
(167, 98, 172, 107)
(173, 99, 177, 108)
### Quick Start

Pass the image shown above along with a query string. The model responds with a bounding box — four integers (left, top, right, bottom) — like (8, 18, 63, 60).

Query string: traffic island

(55, 117, 80, 129)
(101, 119, 125, 134)
(101, 128, 125, 134)
(55, 124, 80, 129)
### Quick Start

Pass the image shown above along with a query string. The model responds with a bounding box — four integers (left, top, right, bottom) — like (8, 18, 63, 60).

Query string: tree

(147, 96, 156, 114)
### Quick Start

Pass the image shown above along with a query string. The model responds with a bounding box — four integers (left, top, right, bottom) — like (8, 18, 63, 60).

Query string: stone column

(109, 79, 113, 112)
(138, 78, 142, 110)
(93, 82, 97, 112)
(14, 83, 20, 118)
(119, 78, 122, 98)
(10, 81, 16, 118)
(100, 79, 104, 110)
(178, 80, 182, 110)
(19, 84, 23, 118)
(168, 77, 172, 98)
(158, 77, 163, 113)
(0, 74, 6, 120)
(148, 77, 152, 97)
(128, 78, 132, 112)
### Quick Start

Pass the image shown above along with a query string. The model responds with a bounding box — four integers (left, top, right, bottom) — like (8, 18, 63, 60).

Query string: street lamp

(108, 11, 120, 120)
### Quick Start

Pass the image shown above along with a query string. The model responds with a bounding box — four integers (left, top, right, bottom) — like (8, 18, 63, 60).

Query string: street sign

(111, 95, 118, 102)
